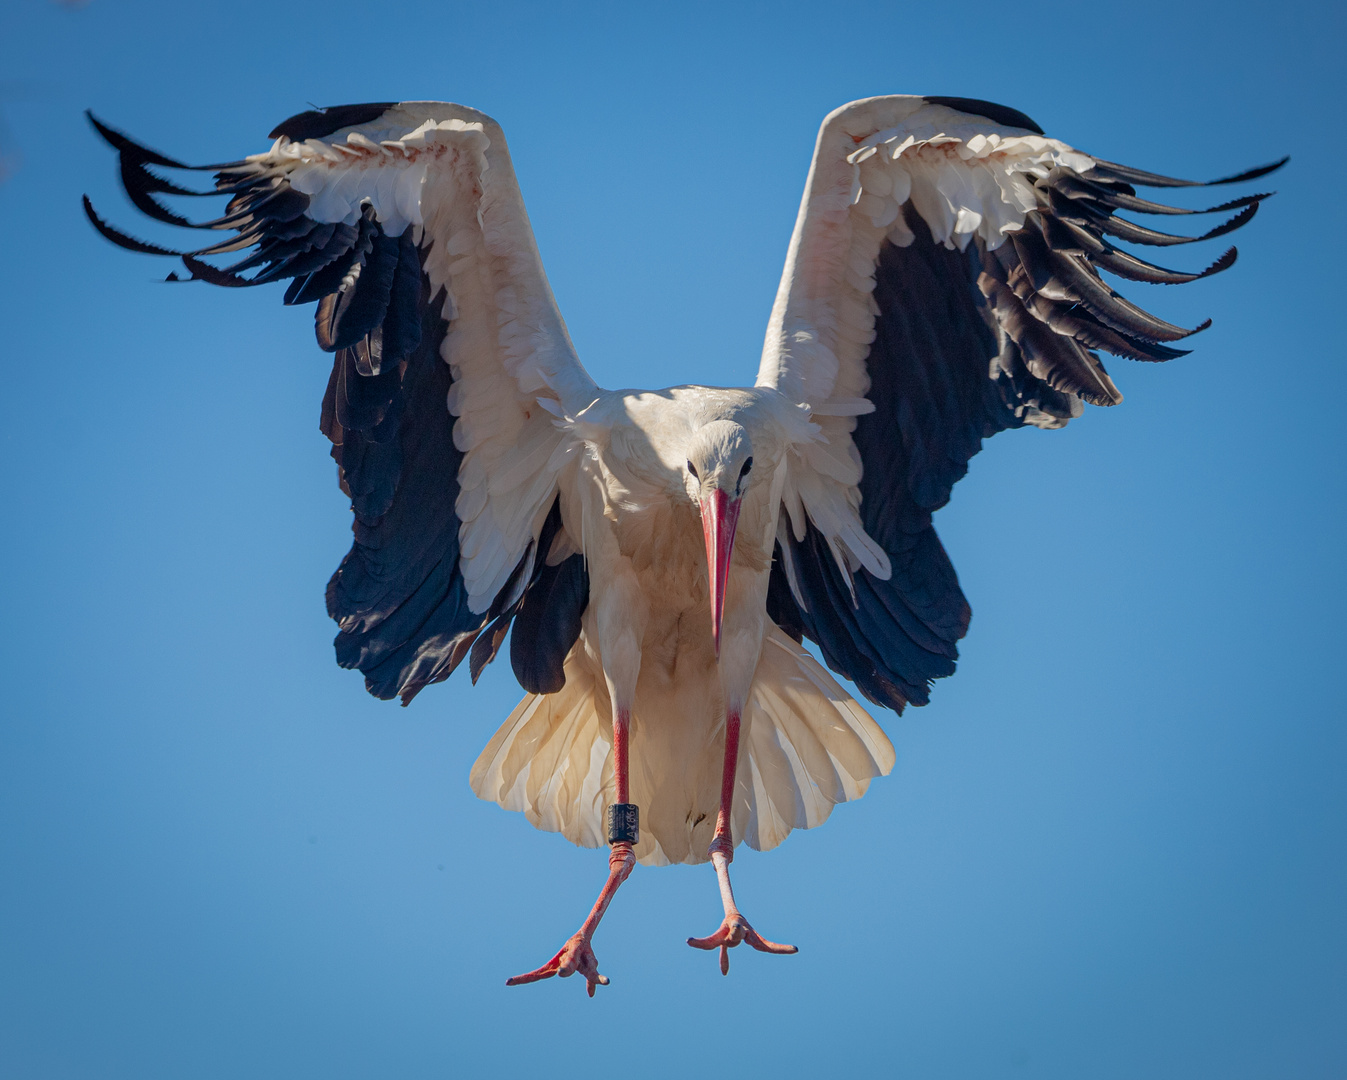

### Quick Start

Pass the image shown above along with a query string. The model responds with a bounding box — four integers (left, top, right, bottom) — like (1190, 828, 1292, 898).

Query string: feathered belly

(472, 461, 890, 863)
(469, 622, 896, 866)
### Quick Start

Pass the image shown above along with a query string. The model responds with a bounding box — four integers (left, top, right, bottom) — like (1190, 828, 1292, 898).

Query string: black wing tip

(1209, 155, 1290, 186)
(85, 109, 129, 150)
(85, 110, 189, 169)
(1089, 154, 1289, 190)
(180, 252, 253, 287)
(1203, 246, 1238, 277)
(82, 194, 185, 256)
(923, 95, 1044, 135)
(269, 102, 399, 142)
(1204, 199, 1260, 240)
(1206, 191, 1275, 214)
(84, 109, 115, 143)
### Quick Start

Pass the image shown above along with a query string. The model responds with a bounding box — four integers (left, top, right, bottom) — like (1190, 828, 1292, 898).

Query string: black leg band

(607, 803, 639, 846)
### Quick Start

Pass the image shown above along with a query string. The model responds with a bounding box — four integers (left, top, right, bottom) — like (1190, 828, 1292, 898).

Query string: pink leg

(686, 709, 798, 974)
(506, 708, 635, 997)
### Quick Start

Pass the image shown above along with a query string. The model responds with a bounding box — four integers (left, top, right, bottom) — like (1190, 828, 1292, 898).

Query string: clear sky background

(2, 1, 1344, 1077)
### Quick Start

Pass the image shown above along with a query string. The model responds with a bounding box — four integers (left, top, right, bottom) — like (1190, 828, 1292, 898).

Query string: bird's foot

(505, 844, 633, 997)
(686, 912, 798, 975)
(506, 931, 609, 997)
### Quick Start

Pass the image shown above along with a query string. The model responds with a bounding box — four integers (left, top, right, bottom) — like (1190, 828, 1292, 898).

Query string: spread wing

(85, 102, 597, 703)
(757, 95, 1284, 713)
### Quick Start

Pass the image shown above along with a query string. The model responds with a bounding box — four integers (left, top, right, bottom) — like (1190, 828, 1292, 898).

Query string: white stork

(85, 96, 1282, 994)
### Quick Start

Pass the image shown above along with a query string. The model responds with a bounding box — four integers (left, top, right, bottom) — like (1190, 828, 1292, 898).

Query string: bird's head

(683, 420, 755, 657)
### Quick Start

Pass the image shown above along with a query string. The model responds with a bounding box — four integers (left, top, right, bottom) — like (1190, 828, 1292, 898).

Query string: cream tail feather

(470, 626, 895, 866)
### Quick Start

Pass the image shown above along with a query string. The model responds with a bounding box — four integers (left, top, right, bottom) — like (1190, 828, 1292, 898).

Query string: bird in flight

(86, 95, 1282, 995)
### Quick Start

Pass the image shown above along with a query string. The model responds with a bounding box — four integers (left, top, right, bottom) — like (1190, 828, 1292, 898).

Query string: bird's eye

(740, 457, 753, 478)
(687, 460, 699, 479)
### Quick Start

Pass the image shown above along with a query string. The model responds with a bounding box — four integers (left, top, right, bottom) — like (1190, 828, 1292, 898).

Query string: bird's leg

(686, 707, 798, 974)
(505, 706, 636, 997)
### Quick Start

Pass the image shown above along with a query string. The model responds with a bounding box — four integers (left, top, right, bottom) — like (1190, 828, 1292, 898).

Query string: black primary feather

(1087, 155, 1288, 189)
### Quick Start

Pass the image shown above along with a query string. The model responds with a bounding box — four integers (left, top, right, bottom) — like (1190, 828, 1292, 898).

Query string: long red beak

(700, 488, 742, 658)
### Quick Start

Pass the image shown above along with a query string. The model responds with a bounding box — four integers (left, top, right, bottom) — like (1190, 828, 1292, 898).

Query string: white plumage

(471, 625, 893, 865)
(87, 93, 1279, 988)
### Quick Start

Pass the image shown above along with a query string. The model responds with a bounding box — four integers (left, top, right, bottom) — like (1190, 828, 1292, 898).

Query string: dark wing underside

(769, 141, 1284, 714)
(84, 109, 587, 704)
(768, 210, 1006, 711)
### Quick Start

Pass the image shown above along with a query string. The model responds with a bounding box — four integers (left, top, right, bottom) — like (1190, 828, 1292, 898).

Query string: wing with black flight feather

(762, 95, 1283, 713)
(84, 104, 590, 703)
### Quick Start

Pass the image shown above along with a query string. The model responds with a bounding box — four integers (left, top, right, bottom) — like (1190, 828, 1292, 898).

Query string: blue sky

(2, 0, 1344, 1077)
